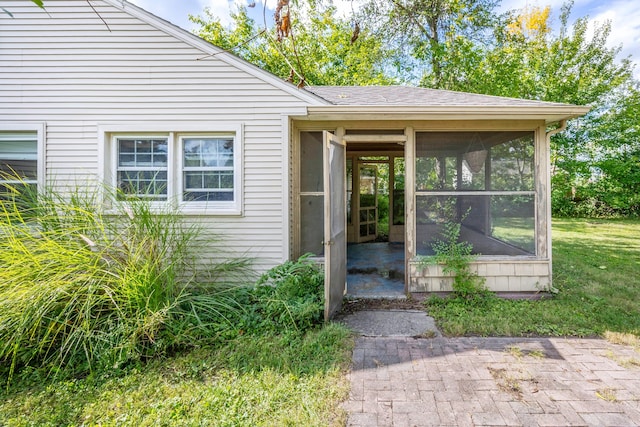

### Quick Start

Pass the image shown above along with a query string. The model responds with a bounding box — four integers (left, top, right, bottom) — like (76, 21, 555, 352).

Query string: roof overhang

(301, 105, 591, 124)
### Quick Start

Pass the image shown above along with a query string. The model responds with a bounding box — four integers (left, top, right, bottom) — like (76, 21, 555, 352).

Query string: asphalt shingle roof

(304, 85, 576, 108)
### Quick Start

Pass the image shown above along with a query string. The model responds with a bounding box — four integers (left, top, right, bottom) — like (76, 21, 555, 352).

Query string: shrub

(0, 182, 252, 382)
(251, 255, 324, 332)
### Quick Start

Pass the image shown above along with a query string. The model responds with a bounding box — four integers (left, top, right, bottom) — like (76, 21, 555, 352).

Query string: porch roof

(302, 86, 590, 123)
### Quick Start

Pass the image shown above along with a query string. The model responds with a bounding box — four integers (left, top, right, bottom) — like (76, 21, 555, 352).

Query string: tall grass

(0, 181, 252, 382)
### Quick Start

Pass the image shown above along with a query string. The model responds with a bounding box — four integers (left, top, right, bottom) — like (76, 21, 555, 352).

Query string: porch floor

(346, 242, 405, 298)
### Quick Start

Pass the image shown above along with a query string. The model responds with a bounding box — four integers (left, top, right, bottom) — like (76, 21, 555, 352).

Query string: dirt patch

(488, 366, 539, 400)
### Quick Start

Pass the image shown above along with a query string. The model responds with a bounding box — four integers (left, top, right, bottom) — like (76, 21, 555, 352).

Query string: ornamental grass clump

(0, 181, 251, 383)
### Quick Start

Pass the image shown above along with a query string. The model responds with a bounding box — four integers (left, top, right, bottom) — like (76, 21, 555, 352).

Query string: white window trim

(0, 123, 45, 191)
(98, 123, 243, 216)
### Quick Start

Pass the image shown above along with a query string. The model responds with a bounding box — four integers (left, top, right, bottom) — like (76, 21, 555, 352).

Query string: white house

(0, 0, 589, 318)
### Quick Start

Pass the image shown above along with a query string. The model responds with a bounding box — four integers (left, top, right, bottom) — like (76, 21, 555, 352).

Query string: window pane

(117, 170, 167, 200)
(220, 154, 234, 167)
(136, 140, 152, 153)
(184, 154, 200, 167)
(218, 139, 233, 155)
(0, 159, 37, 180)
(137, 154, 152, 165)
(185, 172, 203, 189)
(153, 153, 167, 166)
(119, 139, 135, 153)
(0, 132, 38, 181)
(119, 154, 135, 166)
(202, 154, 218, 167)
(183, 190, 233, 202)
(416, 194, 535, 256)
(219, 172, 234, 189)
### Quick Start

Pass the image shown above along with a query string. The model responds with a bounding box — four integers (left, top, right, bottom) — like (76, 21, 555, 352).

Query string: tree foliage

(356, 0, 500, 86)
(191, 4, 396, 86)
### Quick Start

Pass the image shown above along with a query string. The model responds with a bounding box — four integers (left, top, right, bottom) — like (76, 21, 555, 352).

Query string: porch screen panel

(299, 131, 324, 256)
(300, 195, 324, 256)
(415, 131, 535, 256)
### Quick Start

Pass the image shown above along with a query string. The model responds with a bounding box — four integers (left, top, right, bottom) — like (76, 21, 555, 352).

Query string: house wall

(0, 0, 314, 272)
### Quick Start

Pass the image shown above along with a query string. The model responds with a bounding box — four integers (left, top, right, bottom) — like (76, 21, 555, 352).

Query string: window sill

(104, 203, 242, 217)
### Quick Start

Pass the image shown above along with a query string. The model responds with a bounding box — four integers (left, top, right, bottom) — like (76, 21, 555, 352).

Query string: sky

(128, 0, 640, 77)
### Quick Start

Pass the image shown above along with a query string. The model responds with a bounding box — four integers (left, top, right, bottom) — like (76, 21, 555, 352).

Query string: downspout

(544, 119, 567, 291)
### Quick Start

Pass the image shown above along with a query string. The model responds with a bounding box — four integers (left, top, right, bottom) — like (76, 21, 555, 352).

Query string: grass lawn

(0, 325, 353, 427)
(426, 218, 640, 337)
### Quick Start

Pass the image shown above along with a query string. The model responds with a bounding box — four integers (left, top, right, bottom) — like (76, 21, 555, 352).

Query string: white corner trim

(281, 114, 291, 263)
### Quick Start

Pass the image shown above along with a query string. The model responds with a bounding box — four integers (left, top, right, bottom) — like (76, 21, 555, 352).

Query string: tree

(356, 0, 501, 87)
(557, 82, 640, 216)
(191, 4, 397, 86)
(443, 3, 634, 103)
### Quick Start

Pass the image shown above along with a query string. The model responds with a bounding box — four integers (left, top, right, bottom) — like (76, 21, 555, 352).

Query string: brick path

(344, 337, 640, 426)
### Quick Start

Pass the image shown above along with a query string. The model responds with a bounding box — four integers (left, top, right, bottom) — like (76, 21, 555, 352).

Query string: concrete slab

(335, 309, 442, 337)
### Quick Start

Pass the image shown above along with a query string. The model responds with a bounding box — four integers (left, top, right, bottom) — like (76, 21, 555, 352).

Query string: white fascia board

(304, 105, 591, 123)
(102, 0, 327, 107)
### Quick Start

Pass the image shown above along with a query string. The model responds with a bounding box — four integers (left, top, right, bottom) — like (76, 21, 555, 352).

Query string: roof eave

(304, 105, 591, 123)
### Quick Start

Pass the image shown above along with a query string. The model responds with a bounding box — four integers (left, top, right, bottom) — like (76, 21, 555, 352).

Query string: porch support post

(541, 120, 567, 288)
(404, 126, 415, 294)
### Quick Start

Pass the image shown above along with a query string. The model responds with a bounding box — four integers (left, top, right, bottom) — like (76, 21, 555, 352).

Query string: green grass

(491, 217, 535, 253)
(0, 325, 353, 427)
(426, 218, 640, 337)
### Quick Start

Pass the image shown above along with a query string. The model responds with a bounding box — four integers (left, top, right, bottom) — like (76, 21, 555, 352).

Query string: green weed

(418, 215, 491, 301)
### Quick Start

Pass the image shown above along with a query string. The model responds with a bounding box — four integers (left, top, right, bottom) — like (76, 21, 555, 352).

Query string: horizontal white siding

(0, 0, 312, 274)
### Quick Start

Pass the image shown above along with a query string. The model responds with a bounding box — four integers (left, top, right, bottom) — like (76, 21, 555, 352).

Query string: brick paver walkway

(344, 337, 640, 426)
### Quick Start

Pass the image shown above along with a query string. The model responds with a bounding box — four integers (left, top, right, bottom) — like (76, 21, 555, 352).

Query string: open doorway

(346, 145, 406, 298)
(295, 130, 407, 310)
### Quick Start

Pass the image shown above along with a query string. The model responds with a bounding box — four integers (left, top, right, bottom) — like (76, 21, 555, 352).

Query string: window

(116, 137, 168, 200)
(182, 136, 234, 202)
(107, 128, 242, 214)
(0, 130, 39, 202)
